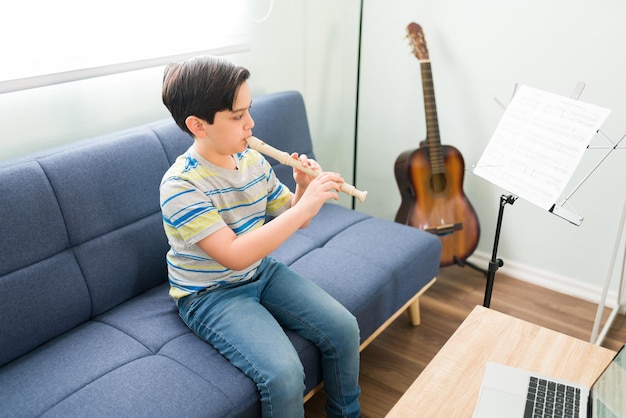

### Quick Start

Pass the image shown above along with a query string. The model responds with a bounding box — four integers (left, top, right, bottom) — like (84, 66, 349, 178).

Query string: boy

(160, 55, 361, 417)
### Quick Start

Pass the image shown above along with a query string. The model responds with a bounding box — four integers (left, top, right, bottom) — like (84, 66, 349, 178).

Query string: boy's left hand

(291, 153, 320, 187)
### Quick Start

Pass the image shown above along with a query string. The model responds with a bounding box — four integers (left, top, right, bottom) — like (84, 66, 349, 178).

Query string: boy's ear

(185, 116, 207, 138)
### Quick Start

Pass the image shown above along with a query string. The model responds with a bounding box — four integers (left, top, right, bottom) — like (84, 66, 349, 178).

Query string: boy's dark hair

(162, 55, 250, 136)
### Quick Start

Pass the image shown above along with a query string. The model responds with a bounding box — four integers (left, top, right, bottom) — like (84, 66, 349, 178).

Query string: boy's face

(200, 81, 254, 156)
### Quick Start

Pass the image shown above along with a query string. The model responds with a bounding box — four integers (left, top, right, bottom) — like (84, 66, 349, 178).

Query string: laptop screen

(591, 343, 626, 417)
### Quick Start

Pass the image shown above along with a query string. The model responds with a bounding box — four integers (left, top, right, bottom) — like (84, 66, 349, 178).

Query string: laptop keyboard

(524, 376, 581, 418)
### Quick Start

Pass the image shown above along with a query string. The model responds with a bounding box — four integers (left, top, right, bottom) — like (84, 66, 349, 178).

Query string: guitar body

(395, 145, 480, 266)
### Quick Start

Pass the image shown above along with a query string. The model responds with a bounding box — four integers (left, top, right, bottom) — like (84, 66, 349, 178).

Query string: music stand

(473, 83, 616, 308)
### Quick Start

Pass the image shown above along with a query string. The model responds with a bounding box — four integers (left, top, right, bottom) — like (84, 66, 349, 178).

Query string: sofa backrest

(0, 161, 92, 366)
(0, 127, 177, 366)
(0, 90, 315, 366)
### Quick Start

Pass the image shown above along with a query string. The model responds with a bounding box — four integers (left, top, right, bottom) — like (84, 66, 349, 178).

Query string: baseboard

(466, 251, 620, 308)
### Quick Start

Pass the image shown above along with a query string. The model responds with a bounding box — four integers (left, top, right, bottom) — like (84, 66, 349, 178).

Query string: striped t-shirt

(159, 145, 293, 299)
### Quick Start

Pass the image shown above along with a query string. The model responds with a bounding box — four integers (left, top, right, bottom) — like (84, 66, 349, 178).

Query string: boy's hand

(289, 153, 343, 223)
(291, 152, 320, 188)
(297, 171, 343, 214)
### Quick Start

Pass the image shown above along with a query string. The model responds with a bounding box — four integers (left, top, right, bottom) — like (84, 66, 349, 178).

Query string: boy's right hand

(295, 171, 343, 218)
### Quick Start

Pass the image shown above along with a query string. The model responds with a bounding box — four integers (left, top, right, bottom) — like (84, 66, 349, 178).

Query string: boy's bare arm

(196, 172, 342, 271)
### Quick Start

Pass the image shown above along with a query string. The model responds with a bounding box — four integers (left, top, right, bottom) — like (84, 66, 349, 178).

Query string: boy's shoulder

(160, 149, 207, 188)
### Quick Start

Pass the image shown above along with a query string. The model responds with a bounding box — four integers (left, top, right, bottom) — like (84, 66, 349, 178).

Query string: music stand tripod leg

(590, 197, 626, 345)
(483, 194, 517, 308)
(455, 257, 489, 277)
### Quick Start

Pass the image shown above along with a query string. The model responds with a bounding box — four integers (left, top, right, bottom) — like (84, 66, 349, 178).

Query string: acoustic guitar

(394, 22, 480, 267)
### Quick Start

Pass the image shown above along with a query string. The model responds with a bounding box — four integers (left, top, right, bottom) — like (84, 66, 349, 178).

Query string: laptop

(473, 343, 626, 418)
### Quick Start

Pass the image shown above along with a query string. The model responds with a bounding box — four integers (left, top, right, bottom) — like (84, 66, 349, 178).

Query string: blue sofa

(0, 90, 441, 417)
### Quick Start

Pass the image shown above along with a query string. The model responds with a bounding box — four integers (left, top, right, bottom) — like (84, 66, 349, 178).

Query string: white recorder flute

(246, 136, 368, 203)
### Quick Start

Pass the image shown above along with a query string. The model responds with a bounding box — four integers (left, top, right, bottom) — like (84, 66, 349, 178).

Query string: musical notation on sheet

(474, 85, 611, 210)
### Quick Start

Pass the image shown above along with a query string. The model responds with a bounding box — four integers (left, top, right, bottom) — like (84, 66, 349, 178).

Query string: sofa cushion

(320, 217, 441, 338)
(0, 321, 151, 416)
(0, 252, 91, 368)
(0, 162, 91, 367)
(95, 283, 189, 352)
(42, 356, 254, 418)
(38, 130, 168, 246)
(0, 282, 262, 418)
(0, 162, 69, 275)
(38, 132, 171, 316)
(72, 213, 169, 316)
(270, 203, 370, 264)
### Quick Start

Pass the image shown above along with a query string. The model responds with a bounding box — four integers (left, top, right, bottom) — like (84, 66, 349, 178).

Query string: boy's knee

(256, 357, 306, 417)
(266, 356, 306, 397)
(338, 310, 361, 346)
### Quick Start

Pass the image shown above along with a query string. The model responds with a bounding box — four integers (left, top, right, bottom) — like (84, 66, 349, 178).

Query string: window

(0, 0, 255, 93)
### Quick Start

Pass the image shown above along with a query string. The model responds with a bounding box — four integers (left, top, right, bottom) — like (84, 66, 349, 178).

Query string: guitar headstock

(406, 22, 429, 61)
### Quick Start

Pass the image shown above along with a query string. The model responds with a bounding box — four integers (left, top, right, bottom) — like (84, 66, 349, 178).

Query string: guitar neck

(420, 61, 444, 174)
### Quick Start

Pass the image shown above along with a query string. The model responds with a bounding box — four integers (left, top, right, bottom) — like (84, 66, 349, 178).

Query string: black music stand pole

(483, 194, 517, 308)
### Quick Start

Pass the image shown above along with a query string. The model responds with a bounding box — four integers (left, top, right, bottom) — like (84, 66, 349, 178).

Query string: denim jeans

(177, 257, 361, 418)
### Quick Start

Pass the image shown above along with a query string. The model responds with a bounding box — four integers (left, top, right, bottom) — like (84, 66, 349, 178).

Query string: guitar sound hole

(430, 173, 447, 193)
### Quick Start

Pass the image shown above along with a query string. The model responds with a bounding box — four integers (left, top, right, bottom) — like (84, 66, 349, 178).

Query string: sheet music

(474, 85, 611, 210)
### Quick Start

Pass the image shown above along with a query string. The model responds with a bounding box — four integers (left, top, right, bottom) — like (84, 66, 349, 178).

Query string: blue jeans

(177, 257, 361, 418)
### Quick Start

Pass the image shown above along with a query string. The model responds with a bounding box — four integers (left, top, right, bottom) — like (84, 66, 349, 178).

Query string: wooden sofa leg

(406, 277, 437, 327)
(407, 299, 421, 326)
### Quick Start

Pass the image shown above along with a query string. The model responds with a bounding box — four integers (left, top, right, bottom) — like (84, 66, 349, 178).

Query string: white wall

(2, 0, 624, 304)
(241, 0, 361, 209)
(355, 0, 626, 303)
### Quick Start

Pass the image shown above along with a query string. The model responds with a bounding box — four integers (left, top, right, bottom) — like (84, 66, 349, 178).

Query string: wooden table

(386, 305, 617, 417)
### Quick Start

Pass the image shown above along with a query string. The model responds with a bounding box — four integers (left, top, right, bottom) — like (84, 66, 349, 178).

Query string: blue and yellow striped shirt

(160, 146, 293, 299)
